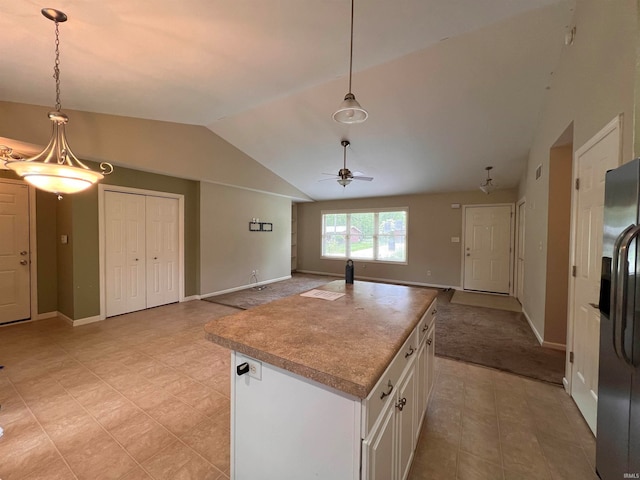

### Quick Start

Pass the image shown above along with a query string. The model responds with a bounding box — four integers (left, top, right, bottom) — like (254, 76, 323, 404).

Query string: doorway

(99, 185, 185, 318)
(462, 204, 514, 294)
(568, 116, 621, 435)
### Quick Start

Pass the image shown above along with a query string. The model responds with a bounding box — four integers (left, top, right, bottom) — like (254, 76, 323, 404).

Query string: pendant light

(479, 166, 497, 194)
(332, 0, 368, 124)
(3, 8, 113, 198)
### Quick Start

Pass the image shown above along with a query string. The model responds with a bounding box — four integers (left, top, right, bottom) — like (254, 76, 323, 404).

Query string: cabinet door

(363, 403, 396, 480)
(415, 342, 428, 440)
(426, 325, 436, 400)
(397, 365, 416, 480)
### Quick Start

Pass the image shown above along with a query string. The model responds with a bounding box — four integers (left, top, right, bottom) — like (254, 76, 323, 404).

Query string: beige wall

(544, 146, 573, 345)
(200, 183, 292, 295)
(0, 101, 310, 202)
(297, 189, 517, 287)
(520, 0, 637, 341)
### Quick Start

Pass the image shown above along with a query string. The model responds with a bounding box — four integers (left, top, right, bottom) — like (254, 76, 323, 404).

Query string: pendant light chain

(53, 20, 62, 112)
(348, 0, 354, 94)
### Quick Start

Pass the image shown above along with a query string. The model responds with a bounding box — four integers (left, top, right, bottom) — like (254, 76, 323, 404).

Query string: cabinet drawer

(417, 300, 437, 346)
(363, 328, 418, 436)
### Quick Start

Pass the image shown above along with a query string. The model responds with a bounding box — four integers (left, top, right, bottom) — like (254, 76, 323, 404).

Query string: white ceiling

(1, 0, 574, 201)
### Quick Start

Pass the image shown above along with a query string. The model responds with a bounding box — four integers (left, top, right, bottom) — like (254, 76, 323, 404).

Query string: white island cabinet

(204, 281, 438, 480)
(231, 305, 437, 480)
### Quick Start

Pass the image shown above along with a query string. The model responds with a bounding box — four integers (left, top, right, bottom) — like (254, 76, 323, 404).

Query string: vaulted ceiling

(1, 0, 574, 200)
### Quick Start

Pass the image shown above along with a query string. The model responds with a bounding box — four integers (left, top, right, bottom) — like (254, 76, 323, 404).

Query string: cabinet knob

(380, 380, 394, 400)
(20, 259, 28, 265)
(421, 324, 428, 333)
(20, 250, 28, 256)
(404, 346, 415, 358)
(395, 397, 407, 411)
(427, 338, 433, 346)
(432, 309, 437, 315)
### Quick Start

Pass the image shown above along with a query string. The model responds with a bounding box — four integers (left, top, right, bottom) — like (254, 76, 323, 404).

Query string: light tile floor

(0, 300, 597, 480)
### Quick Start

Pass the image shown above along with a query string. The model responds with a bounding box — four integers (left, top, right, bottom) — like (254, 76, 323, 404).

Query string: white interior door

(146, 196, 179, 308)
(0, 182, 30, 324)
(516, 200, 526, 303)
(570, 120, 620, 435)
(105, 191, 146, 317)
(463, 205, 513, 293)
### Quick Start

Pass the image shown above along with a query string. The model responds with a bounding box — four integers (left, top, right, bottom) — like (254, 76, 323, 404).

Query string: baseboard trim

(182, 295, 201, 302)
(71, 314, 103, 327)
(542, 341, 566, 351)
(295, 270, 458, 290)
(36, 311, 59, 320)
(522, 308, 544, 346)
(201, 275, 293, 299)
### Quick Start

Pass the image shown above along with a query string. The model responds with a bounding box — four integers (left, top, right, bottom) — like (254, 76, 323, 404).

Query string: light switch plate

(451, 236, 460, 243)
(61, 234, 68, 244)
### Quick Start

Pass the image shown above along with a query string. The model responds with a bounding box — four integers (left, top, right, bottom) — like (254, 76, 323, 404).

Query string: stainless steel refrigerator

(597, 158, 640, 479)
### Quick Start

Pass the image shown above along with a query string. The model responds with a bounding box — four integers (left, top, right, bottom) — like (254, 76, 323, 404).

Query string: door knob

(153, 257, 158, 260)
(466, 253, 470, 256)
(20, 251, 28, 256)
(20, 259, 28, 265)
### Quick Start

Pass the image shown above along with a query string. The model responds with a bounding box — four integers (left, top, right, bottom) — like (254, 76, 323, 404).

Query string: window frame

(320, 207, 409, 264)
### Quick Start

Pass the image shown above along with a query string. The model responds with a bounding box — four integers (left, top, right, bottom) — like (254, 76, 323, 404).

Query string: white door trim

(565, 114, 622, 393)
(515, 197, 526, 304)
(460, 203, 515, 295)
(98, 184, 185, 320)
(0, 178, 39, 322)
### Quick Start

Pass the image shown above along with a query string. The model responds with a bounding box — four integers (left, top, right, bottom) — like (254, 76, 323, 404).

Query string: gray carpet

(203, 273, 341, 310)
(204, 274, 565, 384)
(435, 289, 565, 384)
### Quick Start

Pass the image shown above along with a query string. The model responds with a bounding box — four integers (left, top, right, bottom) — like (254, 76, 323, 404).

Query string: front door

(463, 205, 513, 294)
(0, 181, 30, 324)
(570, 118, 621, 434)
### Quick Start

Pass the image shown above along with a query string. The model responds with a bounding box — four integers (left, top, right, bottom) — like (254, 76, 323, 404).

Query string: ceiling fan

(322, 140, 373, 187)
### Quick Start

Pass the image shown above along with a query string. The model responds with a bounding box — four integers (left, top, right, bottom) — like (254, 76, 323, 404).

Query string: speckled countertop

(204, 280, 438, 399)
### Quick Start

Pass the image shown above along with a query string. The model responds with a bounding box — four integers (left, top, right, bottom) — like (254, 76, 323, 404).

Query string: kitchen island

(204, 280, 438, 480)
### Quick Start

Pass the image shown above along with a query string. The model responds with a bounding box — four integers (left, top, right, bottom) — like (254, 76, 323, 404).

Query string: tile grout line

(5, 374, 80, 480)
(69, 346, 229, 478)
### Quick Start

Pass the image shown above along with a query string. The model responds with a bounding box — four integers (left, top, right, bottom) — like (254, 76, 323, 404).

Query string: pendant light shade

(479, 166, 497, 194)
(333, 93, 368, 124)
(2, 8, 113, 197)
(333, 0, 368, 124)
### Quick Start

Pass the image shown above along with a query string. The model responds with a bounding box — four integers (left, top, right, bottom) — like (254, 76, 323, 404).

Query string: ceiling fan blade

(321, 172, 338, 176)
(353, 176, 373, 181)
(318, 177, 338, 182)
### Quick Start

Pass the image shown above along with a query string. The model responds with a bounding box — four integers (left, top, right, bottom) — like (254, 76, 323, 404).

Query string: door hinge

(569, 351, 574, 363)
(572, 265, 577, 277)
(575, 178, 580, 190)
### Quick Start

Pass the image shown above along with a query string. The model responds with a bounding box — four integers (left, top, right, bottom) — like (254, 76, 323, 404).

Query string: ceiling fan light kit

(333, 0, 368, 124)
(2, 8, 113, 198)
(479, 166, 497, 194)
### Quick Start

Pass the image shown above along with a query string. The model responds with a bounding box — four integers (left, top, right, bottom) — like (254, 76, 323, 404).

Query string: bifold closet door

(105, 191, 146, 317)
(146, 195, 179, 308)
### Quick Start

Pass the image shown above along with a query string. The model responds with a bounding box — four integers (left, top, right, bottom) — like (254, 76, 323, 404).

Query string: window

(321, 209, 407, 263)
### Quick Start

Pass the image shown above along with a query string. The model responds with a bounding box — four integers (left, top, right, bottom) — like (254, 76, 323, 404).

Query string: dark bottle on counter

(345, 259, 354, 284)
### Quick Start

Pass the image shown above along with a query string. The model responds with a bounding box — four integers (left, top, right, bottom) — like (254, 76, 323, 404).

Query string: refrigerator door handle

(611, 225, 632, 360)
(614, 224, 640, 365)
